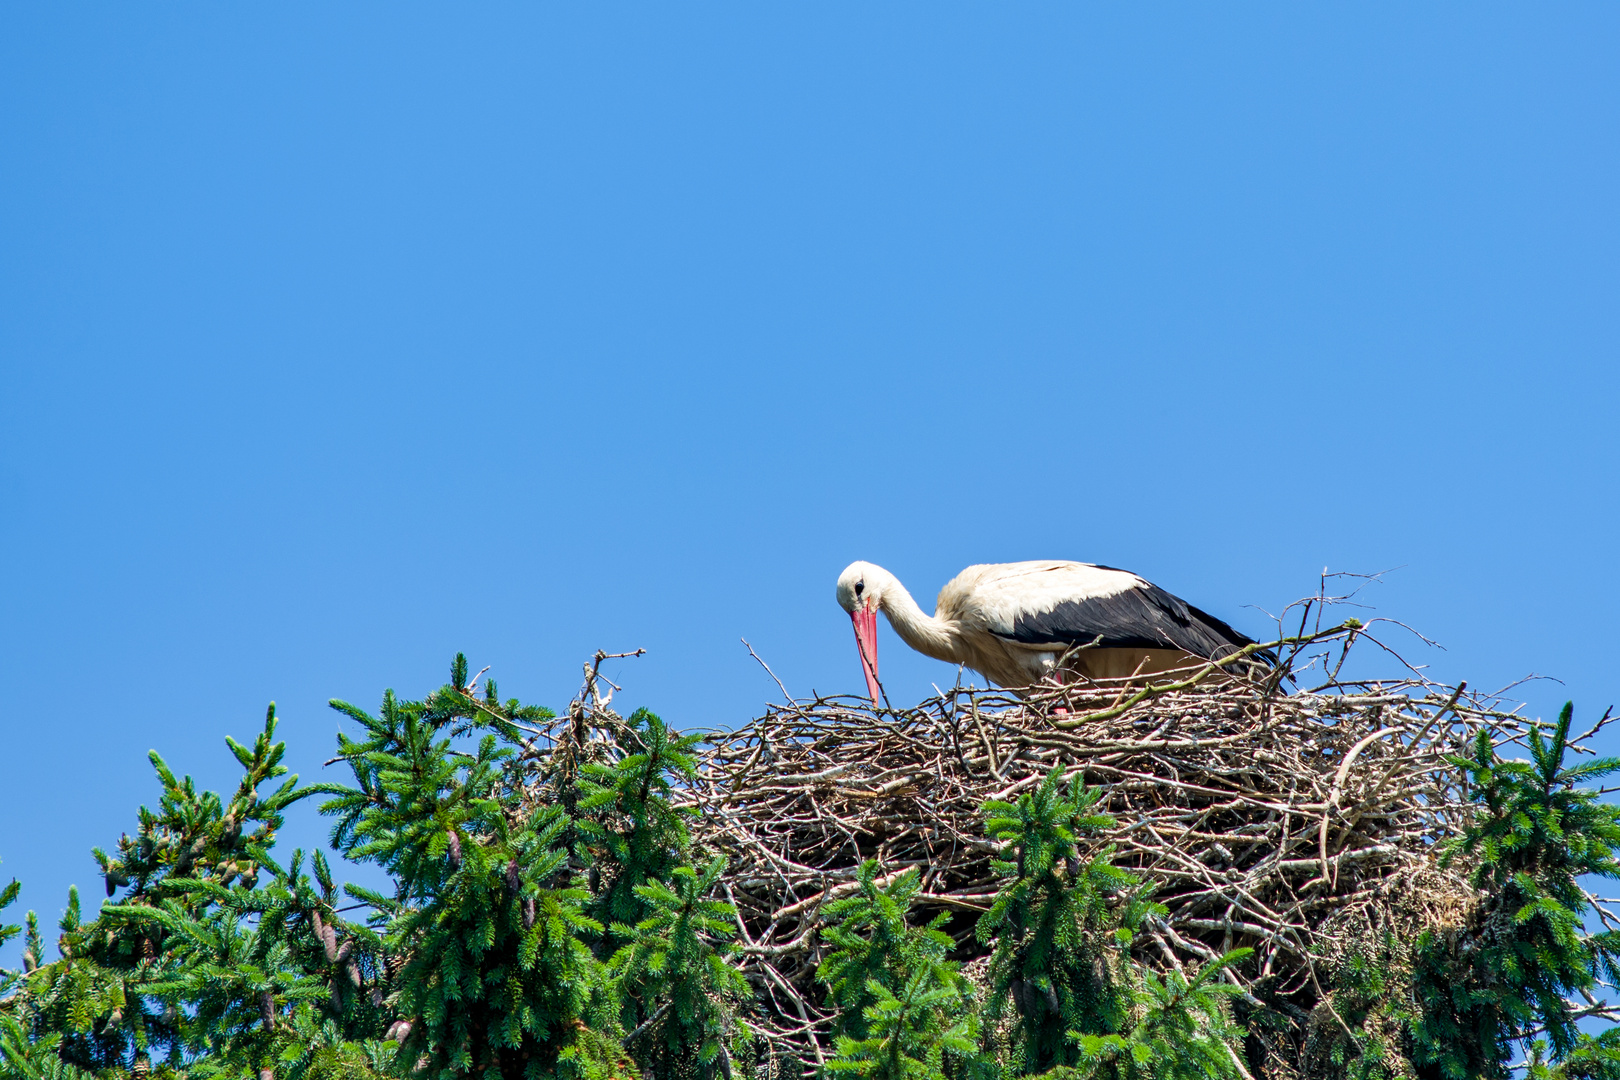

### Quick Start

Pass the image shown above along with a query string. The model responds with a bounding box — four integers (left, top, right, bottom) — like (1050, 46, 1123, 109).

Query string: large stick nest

(538, 600, 1539, 1074)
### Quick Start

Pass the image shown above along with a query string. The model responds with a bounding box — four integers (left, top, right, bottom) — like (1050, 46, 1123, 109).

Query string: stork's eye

(854, 581, 865, 596)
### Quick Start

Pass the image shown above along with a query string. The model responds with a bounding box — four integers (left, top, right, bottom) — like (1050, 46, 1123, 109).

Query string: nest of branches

(543, 596, 1542, 1074)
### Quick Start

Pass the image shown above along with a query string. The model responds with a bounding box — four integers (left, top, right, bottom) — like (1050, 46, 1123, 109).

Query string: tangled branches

(533, 614, 1539, 1072)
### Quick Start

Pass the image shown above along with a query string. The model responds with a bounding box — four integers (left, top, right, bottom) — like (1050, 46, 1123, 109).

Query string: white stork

(834, 560, 1262, 701)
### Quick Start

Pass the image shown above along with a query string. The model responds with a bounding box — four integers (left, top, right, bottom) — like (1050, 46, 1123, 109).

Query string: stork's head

(835, 561, 884, 703)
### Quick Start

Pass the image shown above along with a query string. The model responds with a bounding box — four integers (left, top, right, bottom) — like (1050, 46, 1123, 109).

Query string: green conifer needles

(4, 707, 325, 1080)
(1063, 949, 1252, 1080)
(610, 858, 750, 1080)
(819, 862, 969, 1045)
(818, 862, 979, 1080)
(975, 767, 1251, 1080)
(978, 767, 1142, 1073)
(578, 709, 702, 946)
(825, 974, 979, 1080)
(1409, 703, 1620, 1079)
(316, 659, 621, 1080)
(0, 871, 20, 1000)
(10, 654, 1620, 1080)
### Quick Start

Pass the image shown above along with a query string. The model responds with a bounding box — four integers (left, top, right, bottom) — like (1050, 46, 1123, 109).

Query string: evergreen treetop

(1, 869, 19, 1001)
(6, 707, 320, 1080)
(1062, 949, 1252, 1080)
(1409, 703, 1620, 1079)
(824, 973, 979, 1080)
(977, 766, 1148, 1074)
(817, 861, 968, 1047)
(6, 655, 1620, 1080)
(577, 708, 702, 944)
(609, 857, 750, 1080)
(313, 656, 627, 1080)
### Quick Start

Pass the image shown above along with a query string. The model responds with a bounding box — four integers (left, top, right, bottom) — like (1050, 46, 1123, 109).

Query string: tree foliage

(5, 660, 1620, 1080)
(1060, 948, 1251, 1080)
(578, 709, 702, 948)
(1306, 702, 1620, 1080)
(818, 861, 979, 1080)
(977, 767, 1148, 1074)
(2, 707, 321, 1080)
(609, 858, 750, 1080)
(825, 973, 979, 1080)
(1, 869, 20, 1001)
(315, 660, 625, 1080)
(1409, 703, 1620, 1080)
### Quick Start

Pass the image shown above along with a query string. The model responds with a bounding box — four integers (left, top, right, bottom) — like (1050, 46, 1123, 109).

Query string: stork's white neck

(868, 565, 965, 664)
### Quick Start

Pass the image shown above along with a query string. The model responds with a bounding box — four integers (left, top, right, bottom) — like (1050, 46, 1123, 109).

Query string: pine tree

(0, 873, 79, 1080)
(0, 867, 20, 1002)
(976, 767, 1145, 1075)
(572, 706, 757, 1078)
(578, 708, 702, 948)
(0, 1015, 96, 1080)
(1525, 1028, 1620, 1080)
(1407, 703, 1620, 1080)
(817, 859, 977, 1068)
(825, 974, 979, 1080)
(1307, 929, 1417, 1080)
(610, 858, 750, 1080)
(6, 705, 314, 1080)
(110, 848, 393, 1080)
(1062, 948, 1251, 1080)
(14, 653, 1620, 1080)
(18, 887, 152, 1076)
(316, 655, 630, 1080)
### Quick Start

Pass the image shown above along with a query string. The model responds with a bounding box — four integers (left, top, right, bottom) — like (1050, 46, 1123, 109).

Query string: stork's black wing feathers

(1001, 583, 1257, 661)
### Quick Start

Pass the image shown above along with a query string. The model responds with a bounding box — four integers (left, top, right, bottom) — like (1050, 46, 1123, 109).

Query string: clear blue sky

(3, 6, 1617, 960)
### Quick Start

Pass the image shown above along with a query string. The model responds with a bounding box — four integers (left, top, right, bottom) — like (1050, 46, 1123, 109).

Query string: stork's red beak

(851, 606, 880, 703)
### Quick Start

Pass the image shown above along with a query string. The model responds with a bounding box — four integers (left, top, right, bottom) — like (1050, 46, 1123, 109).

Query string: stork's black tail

(1186, 603, 1280, 672)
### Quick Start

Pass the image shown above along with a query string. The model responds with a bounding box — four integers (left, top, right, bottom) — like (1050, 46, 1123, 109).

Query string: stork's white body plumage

(835, 560, 1259, 698)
